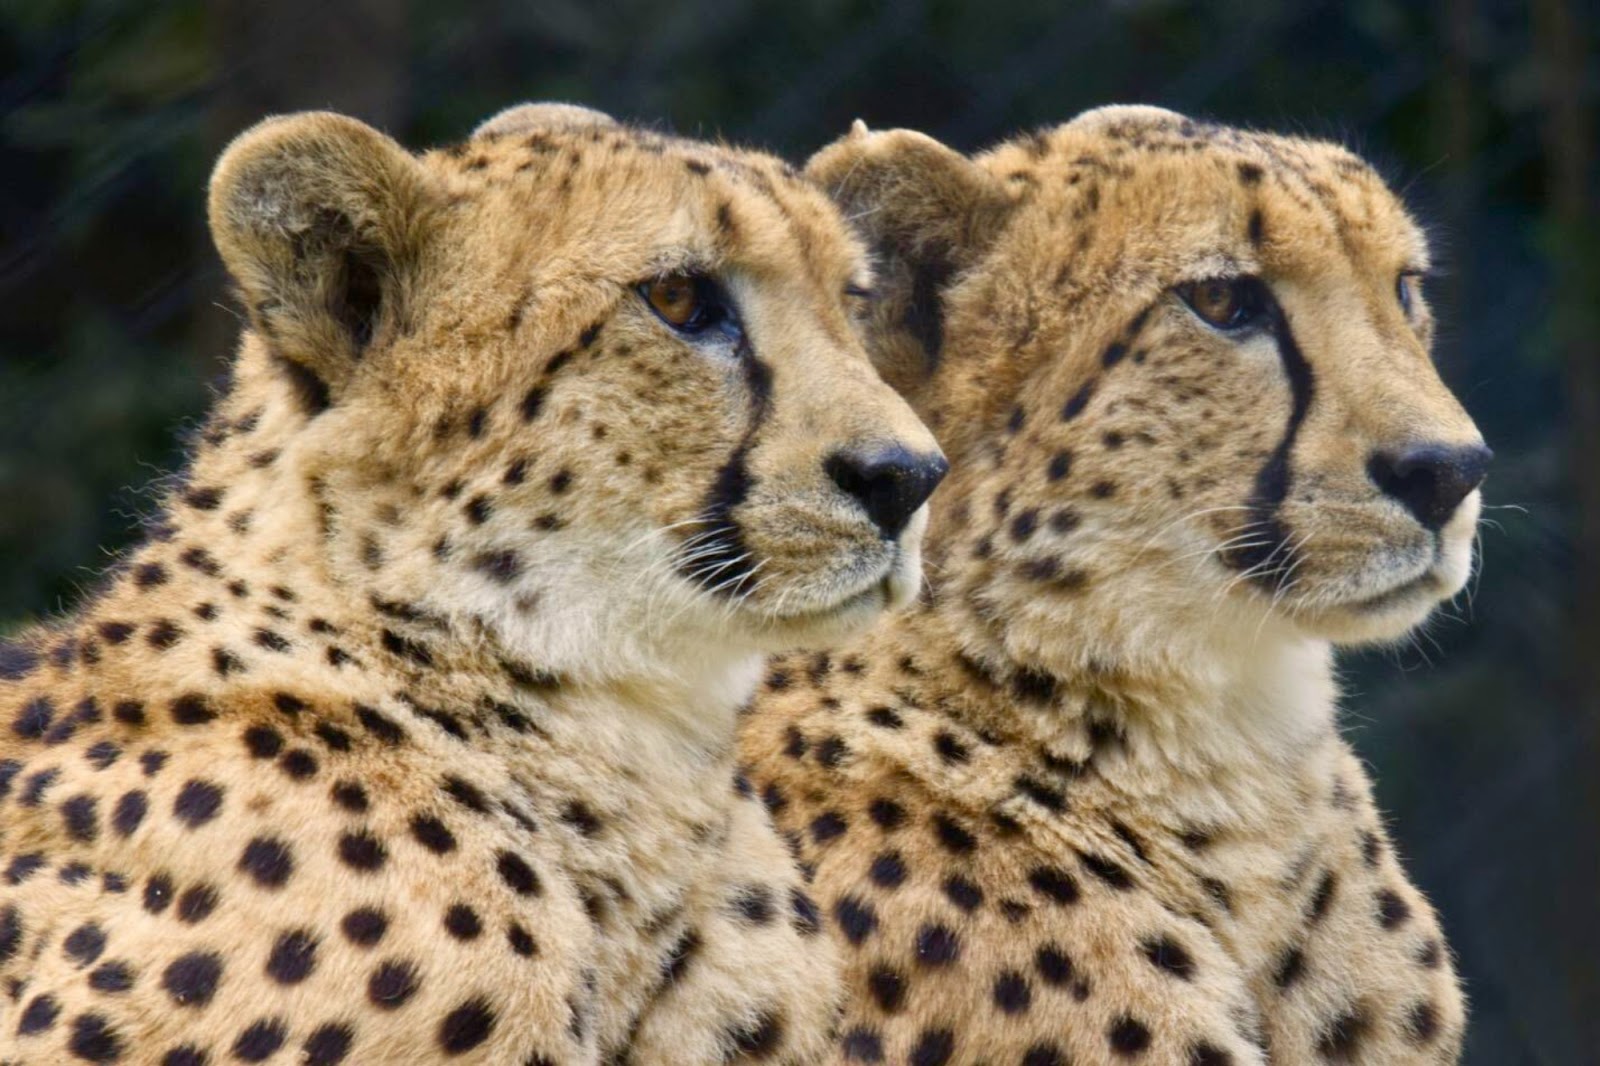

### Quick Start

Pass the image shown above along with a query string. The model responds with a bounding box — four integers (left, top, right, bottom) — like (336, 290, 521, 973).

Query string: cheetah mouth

(767, 575, 891, 626)
(1346, 570, 1442, 613)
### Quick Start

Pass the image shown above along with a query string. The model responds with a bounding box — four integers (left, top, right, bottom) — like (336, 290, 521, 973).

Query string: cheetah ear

(806, 123, 1013, 397)
(472, 102, 619, 139)
(208, 112, 436, 402)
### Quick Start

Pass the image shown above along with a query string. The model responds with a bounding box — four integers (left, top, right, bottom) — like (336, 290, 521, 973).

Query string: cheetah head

(808, 107, 1488, 661)
(205, 105, 943, 687)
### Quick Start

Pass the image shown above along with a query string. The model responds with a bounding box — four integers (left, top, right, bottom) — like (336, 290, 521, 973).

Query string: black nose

(826, 443, 949, 540)
(1367, 442, 1493, 531)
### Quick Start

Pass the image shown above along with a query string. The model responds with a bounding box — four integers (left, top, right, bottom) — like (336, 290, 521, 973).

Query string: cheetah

(0, 102, 949, 1064)
(739, 106, 1484, 1065)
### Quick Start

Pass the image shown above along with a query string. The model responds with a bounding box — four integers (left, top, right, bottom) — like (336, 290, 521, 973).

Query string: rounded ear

(472, 102, 618, 140)
(805, 123, 1013, 398)
(208, 112, 436, 405)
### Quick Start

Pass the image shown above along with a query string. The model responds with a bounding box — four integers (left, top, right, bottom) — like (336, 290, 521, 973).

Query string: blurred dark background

(2, 1, 1596, 1059)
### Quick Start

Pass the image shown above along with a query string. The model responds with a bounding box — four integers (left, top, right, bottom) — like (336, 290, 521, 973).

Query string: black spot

(731, 884, 776, 925)
(1188, 1043, 1233, 1066)
(507, 923, 537, 957)
(866, 965, 906, 1013)
(1142, 935, 1196, 980)
(1248, 209, 1265, 246)
(868, 852, 906, 889)
(133, 562, 169, 588)
(62, 923, 107, 967)
(341, 908, 388, 946)
(279, 748, 318, 780)
(87, 961, 135, 994)
(443, 903, 482, 941)
(175, 884, 218, 924)
(143, 874, 174, 914)
(20, 768, 58, 807)
(833, 895, 878, 945)
(496, 850, 541, 895)
(909, 1028, 954, 1066)
(0, 905, 21, 964)
(266, 930, 318, 984)
(1028, 866, 1080, 905)
(146, 619, 182, 649)
(1035, 944, 1074, 986)
(411, 814, 457, 853)
(243, 726, 283, 758)
(1062, 381, 1095, 420)
(840, 1027, 884, 1063)
(61, 793, 99, 842)
(790, 888, 821, 936)
(1023, 1043, 1067, 1066)
(993, 970, 1031, 1014)
(1081, 851, 1134, 890)
(1273, 945, 1306, 989)
(726, 1010, 784, 1059)
(942, 874, 983, 912)
(162, 951, 223, 1008)
(356, 701, 406, 742)
(338, 831, 387, 871)
(1307, 870, 1337, 924)
(868, 798, 905, 830)
(1015, 774, 1066, 813)
(1102, 341, 1128, 368)
(331, 781, 369, 813)
(1237, 161, 1264, 184)
(1405, 1001, 1440, 1045)
(930, 813, 976, 855)
(1109, 1016, 1152, 1056)
(304, 1023, 354, 1065)
(316, 722, 353, 751)
(1376, 888, 1412, 930)
(233, 1017, 287, 1062)
(1315, 1007, 1370, 1061)
(811, 811, 848, 844)
(239, 837, 295, 888)
(161, 1047, 207, 1066)
(915, 923, 960, 967)
(13, 696, 54, 739)
(438, 997, 496, 1054)
(19, 993, 61, 1033)
(662, 929, 700, 983)
(173, 779, 224, 827)
(170, 695, 215, 726)
(560, 800, 603, 837)
(865, 706, 903, 729)
(443, 775, 490, 812)
(140, 750, 167, 776)
(367, 960, 420, 1009)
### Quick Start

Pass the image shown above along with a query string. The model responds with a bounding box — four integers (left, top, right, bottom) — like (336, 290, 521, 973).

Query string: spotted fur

(0, 103, 944, 1063)
(740, 107, 1481, 1064)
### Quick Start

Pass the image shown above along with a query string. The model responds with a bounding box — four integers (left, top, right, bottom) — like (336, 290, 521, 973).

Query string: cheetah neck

(912, 558, 1338, 801)
(71, 343, 763, 758)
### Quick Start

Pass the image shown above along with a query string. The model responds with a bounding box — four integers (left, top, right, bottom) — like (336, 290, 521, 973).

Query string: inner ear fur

(805, 124, 1013, 400)
(208, 112, 436, 398)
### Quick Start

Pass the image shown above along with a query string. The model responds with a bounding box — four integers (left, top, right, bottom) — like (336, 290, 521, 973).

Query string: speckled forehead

(987, 119, 1428, 273)
(436, 124, 865, 283)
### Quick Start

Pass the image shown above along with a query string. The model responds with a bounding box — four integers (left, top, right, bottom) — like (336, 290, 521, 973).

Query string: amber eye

(639, 271, 739, 339)
(1175, 276, 1268, 331)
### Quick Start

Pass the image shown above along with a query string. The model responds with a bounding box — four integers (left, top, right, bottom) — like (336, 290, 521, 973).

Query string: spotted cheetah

(740, 106, 1484, 1065)
(0, 103, 949, 1064)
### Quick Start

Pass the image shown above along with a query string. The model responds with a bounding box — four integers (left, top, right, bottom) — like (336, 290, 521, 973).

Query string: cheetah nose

(825, 443, 949, 540)
(1367, 442, 1493, 532)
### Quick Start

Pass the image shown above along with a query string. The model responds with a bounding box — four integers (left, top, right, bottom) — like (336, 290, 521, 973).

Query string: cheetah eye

(1175, 276, 1268, 332)
(640, 272, 741, 340)
(1396, 271, 1423, 317)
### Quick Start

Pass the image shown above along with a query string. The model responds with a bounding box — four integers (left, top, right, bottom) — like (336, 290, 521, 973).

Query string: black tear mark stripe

(1225, 299, 1316, 586)
(678, 346, 773, 598)
(905, 255, 955, 371)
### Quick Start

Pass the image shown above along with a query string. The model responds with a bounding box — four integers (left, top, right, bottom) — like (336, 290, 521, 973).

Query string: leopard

(739, 105, 1486, 1065)
(0, 101, 949, 1064)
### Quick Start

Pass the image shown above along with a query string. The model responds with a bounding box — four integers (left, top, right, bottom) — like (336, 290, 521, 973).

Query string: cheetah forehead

(980, 107, 1430, 276)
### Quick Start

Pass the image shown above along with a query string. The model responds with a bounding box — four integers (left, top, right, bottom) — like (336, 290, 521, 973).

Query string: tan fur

(739, 107, 1480, 1064)
(0, 104, 946, 1063)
